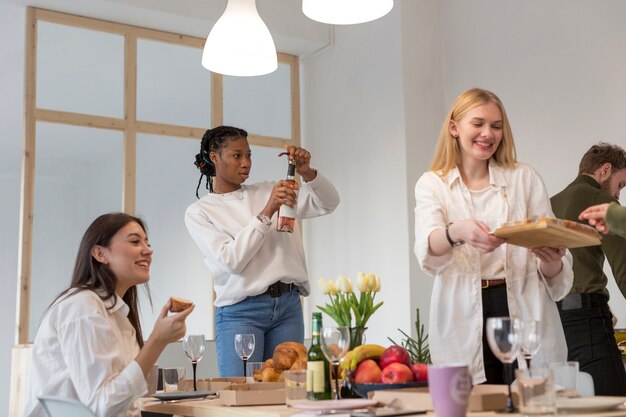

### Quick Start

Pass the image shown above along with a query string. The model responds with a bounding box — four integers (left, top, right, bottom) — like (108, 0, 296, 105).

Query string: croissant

(253, 342, 308, 382)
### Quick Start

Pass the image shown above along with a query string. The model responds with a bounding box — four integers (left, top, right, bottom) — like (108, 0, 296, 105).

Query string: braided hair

(194, 125, 248, 198)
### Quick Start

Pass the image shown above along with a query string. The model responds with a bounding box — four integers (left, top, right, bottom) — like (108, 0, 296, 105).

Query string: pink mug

(428, 364, 472, 417)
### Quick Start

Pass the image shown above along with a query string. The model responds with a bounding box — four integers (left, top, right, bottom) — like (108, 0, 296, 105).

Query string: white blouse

(414, 161, 573, 384)
(23, 290, 147, 417)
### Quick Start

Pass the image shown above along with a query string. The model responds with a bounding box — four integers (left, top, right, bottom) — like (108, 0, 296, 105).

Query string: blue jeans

(215, 290, 304, 377)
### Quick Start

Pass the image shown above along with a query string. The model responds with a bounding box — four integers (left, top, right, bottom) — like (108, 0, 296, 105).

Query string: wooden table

(141, 396, 626, 417)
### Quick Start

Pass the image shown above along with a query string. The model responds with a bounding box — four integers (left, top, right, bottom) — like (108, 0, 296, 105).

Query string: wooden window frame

(16, 6, 301, 344)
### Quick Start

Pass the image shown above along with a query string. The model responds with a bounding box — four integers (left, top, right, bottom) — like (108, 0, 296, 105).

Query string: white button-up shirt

(23, 289, 147, 417)
(414, 162, 573, 384)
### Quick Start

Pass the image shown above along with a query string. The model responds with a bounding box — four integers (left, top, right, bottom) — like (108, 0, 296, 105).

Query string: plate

(291, 399, 378, 411)
(352, 381, 427, 398)
(556, 397, 625, 412)
(152, 390, 214, 401)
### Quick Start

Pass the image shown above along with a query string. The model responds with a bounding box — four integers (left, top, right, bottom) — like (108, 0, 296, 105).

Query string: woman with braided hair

(185, 126, 340, 376)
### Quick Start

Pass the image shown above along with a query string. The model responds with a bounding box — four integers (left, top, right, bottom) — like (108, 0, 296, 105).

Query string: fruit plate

(352, 381, 428, 398)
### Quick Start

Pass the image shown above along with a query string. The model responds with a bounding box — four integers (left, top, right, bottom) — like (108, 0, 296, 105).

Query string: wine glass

(486, 317, 521, 413)
(520, 320, 541, 367)
(183, 334, 206, 391)
(320, 326, 351, 400)
(234, 334, 256, 377)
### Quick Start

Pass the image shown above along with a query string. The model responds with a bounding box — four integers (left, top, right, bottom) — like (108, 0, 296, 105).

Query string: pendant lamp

(202, 0, 277, 77)
(302, 0, 393, 25)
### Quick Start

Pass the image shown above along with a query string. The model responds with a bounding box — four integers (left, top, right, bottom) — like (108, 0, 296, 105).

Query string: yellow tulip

(367, 273, 377, 291)
(318, 278, 330, 295)
(327, 280, 339, 295)
(357, 272, 369, 292)
(373, 274, 381, 292)
(337, 274, 353, 293)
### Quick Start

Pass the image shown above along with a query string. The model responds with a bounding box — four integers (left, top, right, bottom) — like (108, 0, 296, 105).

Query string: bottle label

(307, 361, 325, 393)
(279, 190, 298, 219)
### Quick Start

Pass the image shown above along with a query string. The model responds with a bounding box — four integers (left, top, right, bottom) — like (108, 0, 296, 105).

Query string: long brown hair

(50, 212, 149, 347)
(430, 88, 517, 176)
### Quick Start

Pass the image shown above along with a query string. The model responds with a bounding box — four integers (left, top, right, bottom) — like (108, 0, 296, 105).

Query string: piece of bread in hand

(170, 296, 193, 312)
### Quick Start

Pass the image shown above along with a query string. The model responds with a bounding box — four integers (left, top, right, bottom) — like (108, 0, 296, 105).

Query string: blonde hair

(430, 88, 517, 176)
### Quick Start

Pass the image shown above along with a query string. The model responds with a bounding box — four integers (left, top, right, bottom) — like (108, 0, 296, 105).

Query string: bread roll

(170, 296, 193, 312)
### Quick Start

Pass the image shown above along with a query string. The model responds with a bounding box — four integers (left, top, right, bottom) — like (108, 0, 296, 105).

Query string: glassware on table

(319, 326, 351, 400)
(284, 369, 308, 406)
(515, 367, 556, 417)
(486, 316, 522, 413)
(246, 361, 264, 382)
(162, 367, 186, 392)
(183, 334, 207, 391)
(549, 361, 579, 398)
(234, 333, 256, 377)
(521, 320, 541, 367)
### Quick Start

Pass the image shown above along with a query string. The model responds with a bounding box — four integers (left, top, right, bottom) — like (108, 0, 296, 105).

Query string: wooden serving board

(493, 220, 601, 249)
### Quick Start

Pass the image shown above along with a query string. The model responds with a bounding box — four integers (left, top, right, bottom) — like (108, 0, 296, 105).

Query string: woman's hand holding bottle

(283, 144, 316, 182)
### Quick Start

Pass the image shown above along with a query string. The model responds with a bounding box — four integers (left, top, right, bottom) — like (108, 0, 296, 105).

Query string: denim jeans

(215, 289, 304, 377)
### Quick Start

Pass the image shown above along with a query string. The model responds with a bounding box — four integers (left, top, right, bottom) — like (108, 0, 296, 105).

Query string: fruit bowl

(351, 381, 427, 398)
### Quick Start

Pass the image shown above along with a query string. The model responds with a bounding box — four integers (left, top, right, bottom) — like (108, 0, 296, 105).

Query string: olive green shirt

(607, 203, 626, 238)
(551, 175, 626, 299)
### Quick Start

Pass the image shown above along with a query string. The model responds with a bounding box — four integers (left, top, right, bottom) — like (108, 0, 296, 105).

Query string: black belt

(482, 279, 506, 289)
(557, 293, 608, 311)
(263, 281, 296, 298)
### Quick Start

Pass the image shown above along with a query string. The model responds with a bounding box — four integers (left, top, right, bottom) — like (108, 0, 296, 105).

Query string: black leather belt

(263, 281, 296, 298)
(557, 293, 608, 311)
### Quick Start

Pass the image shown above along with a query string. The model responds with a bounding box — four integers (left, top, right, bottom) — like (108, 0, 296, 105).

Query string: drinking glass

(486, 317, 521, 413)
(234, 333, 256, 377)
(521, 320, 541, 367)
(320, 326, 350, 400)
(183, 334, 206, 391)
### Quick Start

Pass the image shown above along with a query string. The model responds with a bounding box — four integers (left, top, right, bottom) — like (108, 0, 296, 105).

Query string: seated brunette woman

(23, 212, 194, 417)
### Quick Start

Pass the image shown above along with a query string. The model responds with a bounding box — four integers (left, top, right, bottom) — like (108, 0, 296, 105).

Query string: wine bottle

(307, 313, 331, 400)
(277, 159, 297, 233)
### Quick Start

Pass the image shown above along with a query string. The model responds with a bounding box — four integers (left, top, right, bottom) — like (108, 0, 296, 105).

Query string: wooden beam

(35, 108, 126, 130)
(16, 7, 38, 345)
(123, 34, 138, 214)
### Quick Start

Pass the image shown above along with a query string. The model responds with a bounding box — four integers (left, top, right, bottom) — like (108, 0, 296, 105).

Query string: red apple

(379, 346, 411, 370)
(354, 359, 382, 383)
(381, 362, 414, 384)
(411, 363, 428, 382)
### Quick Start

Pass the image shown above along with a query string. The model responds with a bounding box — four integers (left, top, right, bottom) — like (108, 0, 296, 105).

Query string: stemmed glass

(520, 320, 541, 368)
(234, 334, 256, 377)
(320, 326, 351, 400)
(486, 317, 521, 413)
(183, 334, 207, 391)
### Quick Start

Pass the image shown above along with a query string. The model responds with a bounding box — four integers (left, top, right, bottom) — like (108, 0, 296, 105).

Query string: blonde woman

(414, 88, 573, 384)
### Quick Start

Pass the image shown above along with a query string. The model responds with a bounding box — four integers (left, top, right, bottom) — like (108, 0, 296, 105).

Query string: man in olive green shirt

(551, 142, 626, 396)
(580, 203, 626, 237)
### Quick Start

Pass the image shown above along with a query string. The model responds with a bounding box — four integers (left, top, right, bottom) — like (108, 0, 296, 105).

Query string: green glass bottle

(307, 313, 331, 400)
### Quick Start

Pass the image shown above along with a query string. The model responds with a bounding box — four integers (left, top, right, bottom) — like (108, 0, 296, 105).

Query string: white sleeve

(296, 172, 340, 219)
(58, 315, 146, 417)
(414, 173, 453, 275)
(525, 165, 573, 300)
(185, 205, 270, 274)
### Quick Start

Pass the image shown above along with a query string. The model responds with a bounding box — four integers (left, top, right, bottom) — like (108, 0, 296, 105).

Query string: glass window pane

(223, 63, 292, 139)
(36, 21, 124, 118)
(137, 39, 211, 128)
(135, 133, 214, 338)
(30, 123, 123, 340)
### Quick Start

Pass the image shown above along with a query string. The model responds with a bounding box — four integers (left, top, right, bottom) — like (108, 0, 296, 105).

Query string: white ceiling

(9, 0, 332, 56)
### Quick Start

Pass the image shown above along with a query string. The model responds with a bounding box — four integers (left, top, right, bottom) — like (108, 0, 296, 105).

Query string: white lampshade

(302, 0, 393, 25)
(202, 0, 277, 77)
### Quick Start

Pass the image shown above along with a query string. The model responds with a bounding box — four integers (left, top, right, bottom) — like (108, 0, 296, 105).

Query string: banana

(340, 344, 385, 376)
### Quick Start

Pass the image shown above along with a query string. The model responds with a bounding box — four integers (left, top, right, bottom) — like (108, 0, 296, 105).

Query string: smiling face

(92, 221, 153, 297)
(210, 137, 251, 193)
(601, 167, 626, 200)
(450, 101, 504, 166)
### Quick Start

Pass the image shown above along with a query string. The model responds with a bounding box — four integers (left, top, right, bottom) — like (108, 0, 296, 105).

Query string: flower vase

(341, 326, 367, 398)
(349, 326, 367, 350)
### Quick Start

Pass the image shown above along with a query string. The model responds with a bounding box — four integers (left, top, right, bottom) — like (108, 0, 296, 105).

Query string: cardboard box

(182, 377, 246, 392)
(371, 384, 514, 412)
(219, 382, 286, 406)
